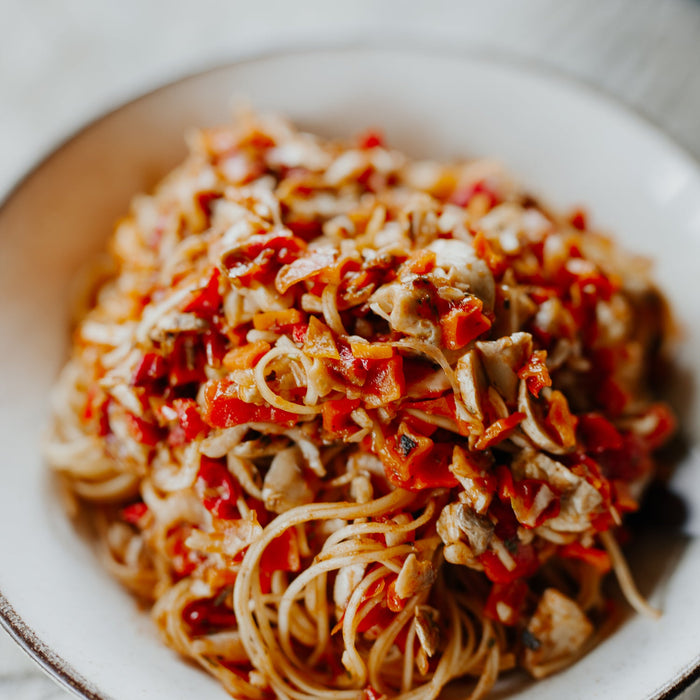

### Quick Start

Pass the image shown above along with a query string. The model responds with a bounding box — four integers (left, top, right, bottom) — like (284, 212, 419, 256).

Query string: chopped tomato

(450, 180, 499, 209)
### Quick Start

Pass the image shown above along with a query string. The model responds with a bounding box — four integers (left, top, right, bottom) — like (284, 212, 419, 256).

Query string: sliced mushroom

(333, 563, 366, 611)
(477, 332, 533, 405)
(394, 553, 435, 599)
(261, 446, 317, 513)
(518, 380, 571, 455)
(512, 450, 602, 534)
(414, 605, 440, 658)
(436, 502, 494, 561)
(428, 238, 495, 310)
(455, 350, 486, 420)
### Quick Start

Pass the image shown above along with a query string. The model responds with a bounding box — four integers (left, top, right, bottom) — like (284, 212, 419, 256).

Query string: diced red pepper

(517, 350, 552, 398)
(577, 413, 624, 453)
(260, 527, 301, 574)
(357, 129, 384, 150)
(203, 329, 228, 367)
(439, 296, 492, 350)
(484, 579, 528, 625)
(570, 209, 587, 230)
(132, 352, 168, 387)
(363, 355, 405, 408)
(121, 502, 149, 525)
(202, 380, 298, 429)
(223, 340, 271, 371)
(182, 595, 237, 636)
(545, 391, 577, 448)
(474, 413, 525, 450)
(167, 524, 203, 577)
(126, 413, 164, 446)
(183, 268, 222, 316)
(168, 398, 208, 445)
(322, 397, 361, 436)
(196, 456, 240, 520)
(479, 542, 539, 584)
(450, 180, 499, 209)
(636, 403, 676, 451)
(559, 542, 611, 573)
(223, 232, 306, 287)
(169, 333, 207, 387)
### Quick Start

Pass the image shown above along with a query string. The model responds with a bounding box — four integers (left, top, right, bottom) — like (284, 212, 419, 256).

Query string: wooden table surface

(1, 0, 699, 697)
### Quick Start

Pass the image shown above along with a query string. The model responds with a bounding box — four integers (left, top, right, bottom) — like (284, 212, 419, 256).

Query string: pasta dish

(47, 112, 676, 699)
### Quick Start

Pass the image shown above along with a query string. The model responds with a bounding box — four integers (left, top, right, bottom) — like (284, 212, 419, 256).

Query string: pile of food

(47, 112, 675, 699)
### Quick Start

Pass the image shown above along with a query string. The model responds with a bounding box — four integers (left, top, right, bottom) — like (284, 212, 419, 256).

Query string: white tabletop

(1, 0, 700, 697)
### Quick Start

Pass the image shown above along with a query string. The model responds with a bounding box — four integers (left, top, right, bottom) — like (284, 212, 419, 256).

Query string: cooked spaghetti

(46, 112, 676, 699)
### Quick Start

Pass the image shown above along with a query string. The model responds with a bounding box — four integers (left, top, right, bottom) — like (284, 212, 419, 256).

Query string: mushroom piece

(522, 588, 593, 679)
(455, 350, 486, 420)
(511, 450, 602, 534)
(476, 332, 533, 405)
(436, 502, 494, 563)
(394, 553, 435, 600)
(427, 238, 495, 311)
(261, 446, 317, 514)
(414, 605, 440, 658)
(518, 380, 571, 455)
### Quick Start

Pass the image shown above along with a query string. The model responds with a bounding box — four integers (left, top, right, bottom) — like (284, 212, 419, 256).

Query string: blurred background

(1, 0, 699, 697)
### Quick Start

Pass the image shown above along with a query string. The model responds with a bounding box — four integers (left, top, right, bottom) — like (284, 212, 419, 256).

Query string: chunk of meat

(522, 588, 593, 678)
(261, 446, 317, 513)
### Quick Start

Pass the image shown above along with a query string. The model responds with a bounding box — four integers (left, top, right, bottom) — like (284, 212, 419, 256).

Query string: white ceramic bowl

(1, 47, 700, 700)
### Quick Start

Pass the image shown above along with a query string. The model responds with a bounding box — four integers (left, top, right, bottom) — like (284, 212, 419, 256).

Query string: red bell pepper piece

(484, 579, 528, 625)
(196, 456, 240, 520)
(322, 397, 361, 436)
(439, 297, 492, 350)
(182, 268, 222, 316)
(479, 542, 539, 584)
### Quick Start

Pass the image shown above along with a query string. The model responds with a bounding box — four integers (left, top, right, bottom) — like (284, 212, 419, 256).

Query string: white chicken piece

(522, 588, 593, 678)
(261, 446, 317, 513)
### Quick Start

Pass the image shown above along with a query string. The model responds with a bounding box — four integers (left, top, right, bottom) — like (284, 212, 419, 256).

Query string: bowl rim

(1, 41, 699, 700)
